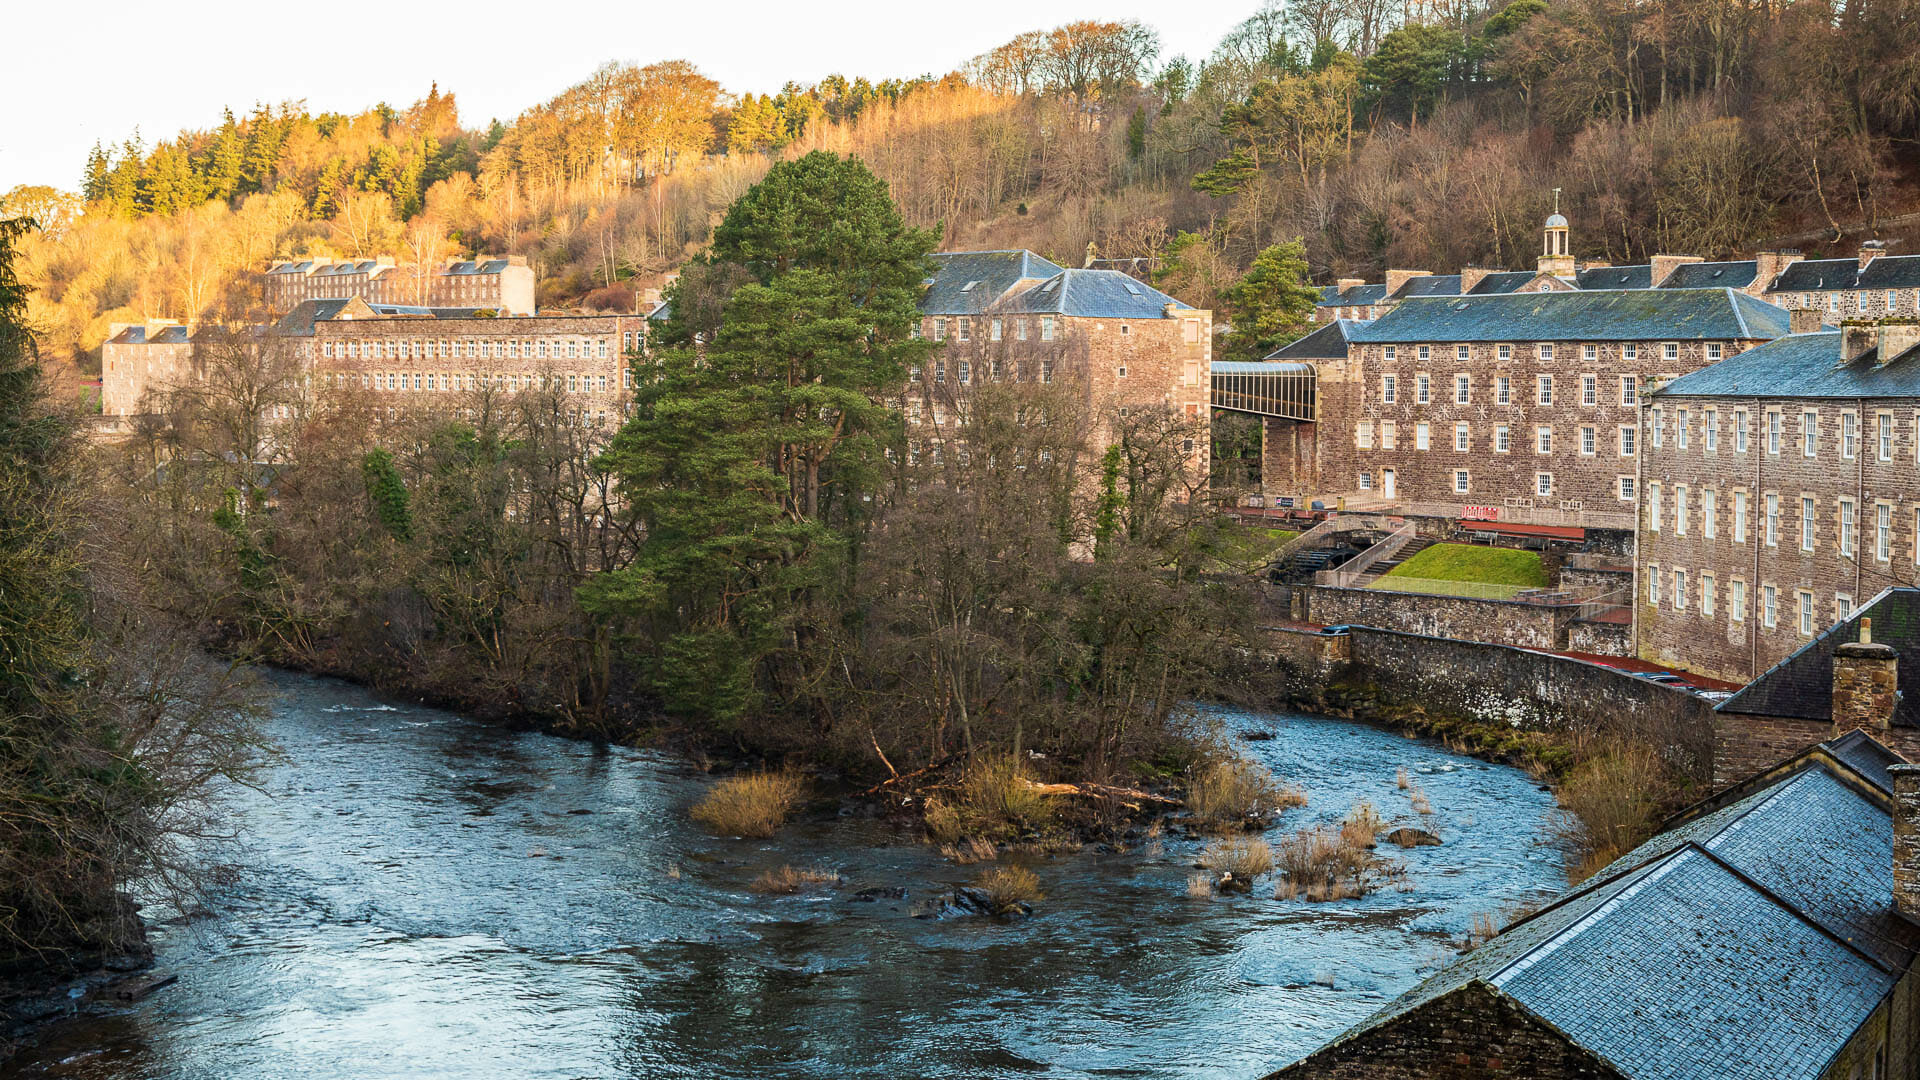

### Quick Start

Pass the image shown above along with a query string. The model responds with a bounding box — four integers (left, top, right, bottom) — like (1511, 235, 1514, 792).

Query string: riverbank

(0, 672, 1568, 1079)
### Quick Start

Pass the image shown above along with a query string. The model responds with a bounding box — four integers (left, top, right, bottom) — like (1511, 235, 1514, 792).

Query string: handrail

(1319, 521, 1418, 588)
(1265, 513, 1406, 571)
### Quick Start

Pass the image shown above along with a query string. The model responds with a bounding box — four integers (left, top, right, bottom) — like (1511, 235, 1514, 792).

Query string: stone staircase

(1367, 536, 1435, 578)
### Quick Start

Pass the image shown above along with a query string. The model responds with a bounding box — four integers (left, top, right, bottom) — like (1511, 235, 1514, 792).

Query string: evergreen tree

(1221, 240, 1320, 360)
(81, 143, 111, 204)
(582, 152, 936, 726)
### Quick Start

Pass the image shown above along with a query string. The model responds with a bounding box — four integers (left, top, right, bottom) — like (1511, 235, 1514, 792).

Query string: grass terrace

(1369, 544, 1549, 598)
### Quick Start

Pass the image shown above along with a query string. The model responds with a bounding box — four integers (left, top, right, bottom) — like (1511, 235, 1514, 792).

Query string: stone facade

(1833, 640, 1901, 736)
(1635, 327, 1920, 683)
(100, 321, 194, 415)
(264, 256, 536, 315)
(1893, 763, 1920, 921)
(1284, 584, 1602, 652)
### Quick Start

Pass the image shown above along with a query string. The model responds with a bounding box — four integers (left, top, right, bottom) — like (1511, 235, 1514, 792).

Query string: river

(4, 672, 1567, 1079)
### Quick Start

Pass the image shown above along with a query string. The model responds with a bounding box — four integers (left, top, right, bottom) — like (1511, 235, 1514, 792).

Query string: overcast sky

(2, 0, 1259, 193)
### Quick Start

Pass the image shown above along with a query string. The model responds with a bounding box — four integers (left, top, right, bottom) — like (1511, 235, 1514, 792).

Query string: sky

(2, 0, 1260, 193)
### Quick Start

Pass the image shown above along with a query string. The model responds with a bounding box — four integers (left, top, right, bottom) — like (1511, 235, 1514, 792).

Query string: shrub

(1187, 756, 1306, 832)
(975, 865, 1043, 913)
(1341, 800, 1384, 848)
(1200, 835, 1274, 885)
(690, 768, 805, 838)
(1556, 745, 1675, 882)
(925, 756, 1056, 843)
(750, 865, 839, 894)
(1273, 824, 1405, 902)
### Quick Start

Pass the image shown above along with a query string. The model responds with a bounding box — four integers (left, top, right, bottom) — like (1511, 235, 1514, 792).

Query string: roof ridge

(1682, 840, 1899, 973)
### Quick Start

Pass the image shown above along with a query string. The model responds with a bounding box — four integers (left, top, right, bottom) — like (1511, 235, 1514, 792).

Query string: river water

(5, 672, 1566, 1079)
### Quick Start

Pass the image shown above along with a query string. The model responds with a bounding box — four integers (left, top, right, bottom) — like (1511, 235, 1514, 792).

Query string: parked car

(1631, 671, 1686, 684)
(1317, 624, 1358, 636)
(1695, 690, 1734, 703)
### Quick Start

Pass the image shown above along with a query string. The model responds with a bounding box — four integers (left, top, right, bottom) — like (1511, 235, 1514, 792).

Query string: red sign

(1461, 505, 1500, 521)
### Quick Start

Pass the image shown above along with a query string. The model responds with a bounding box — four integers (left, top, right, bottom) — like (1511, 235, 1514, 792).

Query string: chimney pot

(1833, 638, 1899, 737)
(1889, 763, 1920, 921)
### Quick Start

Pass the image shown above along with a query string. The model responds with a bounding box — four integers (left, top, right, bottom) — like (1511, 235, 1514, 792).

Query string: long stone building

(264, 255, 536, 315)
(1288, 287, 1793, 531)
(1637, 318, 1920, 683)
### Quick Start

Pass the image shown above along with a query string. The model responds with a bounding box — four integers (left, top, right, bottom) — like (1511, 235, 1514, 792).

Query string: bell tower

(1538, 188, 1575, 278)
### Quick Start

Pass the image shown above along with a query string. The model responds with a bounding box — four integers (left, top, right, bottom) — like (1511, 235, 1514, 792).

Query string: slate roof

(1262, 320, 1365, 361)
(1391, 275, 1462, 299)
(1719, 588, 1920, 727)
(1654, 331, 1920, 400)
(1827, 728, 1905, 794)
(108, 326, 147, 345)
(1280, 736, 1913, 1080)
(445, 259, 512, 276)
(273, 298, 359, 336)
(1860, 255, 1920, 290)
(988, 268, 1193, 319)
(151, 326, 190, 344)
(921, 250, 1065, 315)
(1463, 270, 1538, 295)
(1575, 264, 1655, 290)
(266, 260, 316, 275)
(1316, 282, 1389, 307)
(1661, 260, 1759, 289)
(1773, 258, 1862, 293)
(1346, 288, 1792, 344)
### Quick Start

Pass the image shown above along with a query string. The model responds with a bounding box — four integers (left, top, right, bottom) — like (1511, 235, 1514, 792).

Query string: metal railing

(1574, 586, 1632, 622)
(1318, 520, 1419, 588)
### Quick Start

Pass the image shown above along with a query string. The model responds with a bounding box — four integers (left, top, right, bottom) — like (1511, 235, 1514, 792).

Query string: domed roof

(1545, 213, 1570, 229)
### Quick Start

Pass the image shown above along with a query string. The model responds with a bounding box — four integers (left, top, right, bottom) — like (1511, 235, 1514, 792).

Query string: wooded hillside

(5, 0, 1918, 374)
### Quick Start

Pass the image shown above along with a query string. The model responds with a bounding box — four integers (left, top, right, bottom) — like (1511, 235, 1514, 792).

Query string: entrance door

(1382, 468, 1396, 499)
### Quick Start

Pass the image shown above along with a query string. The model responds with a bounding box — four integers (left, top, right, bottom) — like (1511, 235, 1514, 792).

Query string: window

(1498, 344, 1512, 361)
(1619, 426, 1636, 457)
(1672, 568, 1687, 610)
(1386, 345, 1398, 363)
(1455, 374, 1471, 404)
(1702, 573, 1716, 616)
(1843, 412, 1859, 459)
(1652, 409, 1664, 449)
(1731, 580, 1746, 622)
(1763, 584, 1778, 627)
(959, 360, 972, 384)
(1418, 344, 1430, 362)
(1675, 485, 1688, 535)
(1837, 594, 1854, 620)
(1768, 410, 1782, 454)
(1495, 425, 1511, 453)
(1416, 373, 1430, 404)
(1803, 410, 1818, 457)
(1802, 496, 1817, 551)
(1536, 426, 1553, 454)
(1383, 374, 1398, 404)
(1456, 345, 1470, 362)
(1649, 564, 1661, 604)
(1415, 422, 1430, 450)
(1356, 421, 1373, 449)
(1582, 374, 1596, 406)
(1707, 343, 1723, 361)
(1736, 409, 1749, 453)
(1878, 503, 1893, 561)
(1881, 413, 1895, 461)
(1620, 376, 1638, 406)
(1676, 409, 1689, 449)
(1114, 365, 1126, 379)
(1648, 483, 1662, 531)
(1539, 343, 1554, 361)
(1454, 470, 1470, 494)
(1799, 590, 1816, 635)
(1583, 344, 1598, 362)
(934, 361, 946, 383)
(1705, 411, 1718, 452)
(1537, 374, 1554, 405)
(1581, 426, 1596, 455)
(1663, 342, 1679, 363)
(1497, 376, 1511, 405)
(1016, 319, 1028, 341)
(1455, 422, 1470, 451)
(1841, 498, 1856, 557)
(1536, 472, 1553, 496)
(1619, 475, 1636, 501)
(1040, 317, 1056, 341)
(1358, 471, 1373, 490)
(1704, 494, 1717, 539)
(1766, 494, 1779, 546)
(990, 319, 1003, 341)
(1381, 421, 1397, 449)
(933, 318, 947, 341)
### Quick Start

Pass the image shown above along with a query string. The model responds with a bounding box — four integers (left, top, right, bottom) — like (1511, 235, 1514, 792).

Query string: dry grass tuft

(1187, 871, 1216, 898)
(690, 769, 805, 838)
(1341, 800, 1385, 848)
(927, 755, 1057, 844)
(975, 865, 1044, 913)
(939, 837, 999, 864)
(1199, 835, 1275, 883)
(749, 865, 840, 894)
(1273, 824, 1407, 902)
(1409, 788, 1434, 815)
(1395, 766, 1411, 790)
(1187, 756, 1307, 832)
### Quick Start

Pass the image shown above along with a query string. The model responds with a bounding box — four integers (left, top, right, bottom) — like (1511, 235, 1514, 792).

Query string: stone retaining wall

(1289, 585, 1578, 651)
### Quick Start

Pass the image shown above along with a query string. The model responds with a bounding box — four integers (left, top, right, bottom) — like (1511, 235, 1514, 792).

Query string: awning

(1458, 520, 1587, 541)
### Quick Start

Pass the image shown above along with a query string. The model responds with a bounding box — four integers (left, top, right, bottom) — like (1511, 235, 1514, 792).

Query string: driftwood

(1017, 778, 1182, 809)
(856, 753, 961, 798)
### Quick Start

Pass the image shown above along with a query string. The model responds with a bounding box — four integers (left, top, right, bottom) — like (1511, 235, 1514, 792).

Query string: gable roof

(1575, 264, 1654, 290)
(1263, 319, 1365, 361)
(1655, 331, 1920, 399)
(1772, 258, 1861, 293)
(1719, 588, 1920, 725)
(1347, 288, 1792, 344)
(1462, 270, 1537, 295)
(273, 297, 364, 336)
(1860, 255, 1920, 290)
(1391, 274, 1461, 299)
(1276, 734, 1915, 1080)
(920, 250, 1065, 315)
(1661, 260, 1759, 289)
(1316, 282, 1389, 306)
(993, 268, 1192, 319)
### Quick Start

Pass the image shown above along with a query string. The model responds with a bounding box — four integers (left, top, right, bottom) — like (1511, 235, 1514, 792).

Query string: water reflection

(4, 673, 1566, 1079)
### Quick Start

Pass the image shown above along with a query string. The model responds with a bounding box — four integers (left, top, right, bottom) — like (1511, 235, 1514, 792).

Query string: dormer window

(960, 280, 980, 292)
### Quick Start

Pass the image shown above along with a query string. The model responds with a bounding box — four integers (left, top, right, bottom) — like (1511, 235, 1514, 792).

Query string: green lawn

(1374, 543, 1549, 589)
(1210, 526, 1299, 573)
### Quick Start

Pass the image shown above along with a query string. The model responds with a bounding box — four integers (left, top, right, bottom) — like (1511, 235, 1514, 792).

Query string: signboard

(1461, 505, 1500, 521)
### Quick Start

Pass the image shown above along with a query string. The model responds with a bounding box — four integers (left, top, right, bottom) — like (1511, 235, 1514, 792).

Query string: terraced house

(1637, 318, 1920, 683)
(909, 250, 1212, 473)
(1309, 288, 1792, 530)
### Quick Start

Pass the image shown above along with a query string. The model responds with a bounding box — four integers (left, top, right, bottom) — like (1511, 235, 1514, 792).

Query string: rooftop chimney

(1843, 323, 1879, 363)
(1650, 254, 1703, 287)
(1335, 277, 1366, 295)
(1754, 250, 1804, 291)
(1832, 623, 1899, 737)
(1861, 241, 1887, 270)
(1460, 266, 1496, 295)
(1789, 308, 1825, 335)
(1889, 763, 1920, 921)
(1384, 269, 1431, 298)
(1878, 319, 1920, 366)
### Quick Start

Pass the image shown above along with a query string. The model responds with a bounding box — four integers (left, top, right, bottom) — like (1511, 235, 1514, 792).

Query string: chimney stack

(1335, 277, 1366, 295)
(1753, 250, 1804, 291)
(1789, 308, 1826, 335)
(1890, 763, 1920, 921)
(1460, 266, 1495, 295)
(1832, 622, 1899, 737)
(1384, 269, 1431, 298)
(1878, 319, 1920, 366)
(1650, 254, 1703, 287)
(1843, 323, 1879, 363)
(1861, 241, 1887, 270)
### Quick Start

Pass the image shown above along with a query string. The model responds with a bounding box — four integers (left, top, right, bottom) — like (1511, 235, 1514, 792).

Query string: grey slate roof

(1316, 283, 1388, 306)
(109, 326, 147, 345)
(1286, 741, 1911, 1080)
(1719, 588, 1920, 727)
(1347, 288, 1792, 344)
(1661, 260, 1759, 289)
(1860, 255, 1920, 290)
(273, 298, 358, 336)
(1261, 319, 1365, 361)
(921, 250, 1064, 315)
(1655, 331, 1920, 399)
(997, 269, 1192, 318)
(1463, 270, 1537, 295)
(1826, 729, 1904, 794)
(1576, 264, 1654, 290)
(1773, 258, 1861, 292)
(1391, 274, 1462, 299)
